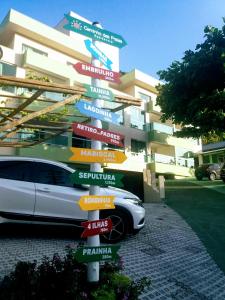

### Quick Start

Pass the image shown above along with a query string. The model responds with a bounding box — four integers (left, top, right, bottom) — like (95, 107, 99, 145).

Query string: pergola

(0, 75, 141, 148)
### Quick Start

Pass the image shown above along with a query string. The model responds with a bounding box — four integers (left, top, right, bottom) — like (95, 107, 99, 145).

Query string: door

(33, 162, 88, 221)
(0, 160, 35, 217)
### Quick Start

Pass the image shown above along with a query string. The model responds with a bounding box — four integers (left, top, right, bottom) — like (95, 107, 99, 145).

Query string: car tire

(100, 209, 128, 243)
(209, 173, 216, 181)
(195, 175, 203, 181)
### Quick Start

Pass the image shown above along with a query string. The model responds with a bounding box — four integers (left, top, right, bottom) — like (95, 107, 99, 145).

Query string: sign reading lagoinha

(64, 14, 127, 48)
(74, 245, 120, 263)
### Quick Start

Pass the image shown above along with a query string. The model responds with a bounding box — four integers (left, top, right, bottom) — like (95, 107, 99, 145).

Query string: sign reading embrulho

(63, 14, 127, 48)
(72, 122, 124, 147)
(70, 170, 124, 187)
(74, 62, 121, 84)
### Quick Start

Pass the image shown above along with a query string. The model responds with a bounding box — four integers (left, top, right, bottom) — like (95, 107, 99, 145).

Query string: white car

(0, 156, 145, 242)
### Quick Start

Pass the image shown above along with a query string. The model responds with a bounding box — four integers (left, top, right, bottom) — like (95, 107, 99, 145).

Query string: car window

(0, 160, 34, 182)
(33, 162, 73, 187)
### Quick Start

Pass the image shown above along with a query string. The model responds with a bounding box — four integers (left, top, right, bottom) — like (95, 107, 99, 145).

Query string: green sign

(63, 14, 127, 48)
(70, 170, 124, 187)
(83, 84, 115, 102)
(74, 246, 120, 263)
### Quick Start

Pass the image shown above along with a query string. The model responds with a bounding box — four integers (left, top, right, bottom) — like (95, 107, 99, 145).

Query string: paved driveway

(1, 203, 225, 299)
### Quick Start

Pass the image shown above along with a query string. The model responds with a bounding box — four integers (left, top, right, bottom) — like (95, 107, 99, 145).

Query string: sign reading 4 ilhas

(64, 14, 127, 48)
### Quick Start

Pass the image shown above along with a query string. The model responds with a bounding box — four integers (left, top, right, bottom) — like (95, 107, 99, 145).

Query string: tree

(156, 20, 225, 139)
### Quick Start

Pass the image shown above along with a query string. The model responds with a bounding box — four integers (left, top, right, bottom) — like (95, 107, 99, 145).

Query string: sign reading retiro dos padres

(72, 122, 124, 147)
(69, 148, 127, 164)
(64, 14, 127, 48)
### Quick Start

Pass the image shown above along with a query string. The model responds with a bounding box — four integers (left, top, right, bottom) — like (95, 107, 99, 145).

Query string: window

(33, 163, 73, 187)
(130, 107, 145, 130)
(72, 134, 91, 148)
(22, 44, 48, 57)
(131, 139, 146, 155)
(0, 161, 34, 181)
(139, 92, 151, 103)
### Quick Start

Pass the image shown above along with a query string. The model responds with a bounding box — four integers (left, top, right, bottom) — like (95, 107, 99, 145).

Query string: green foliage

(0, 246, 151, 300)
(156, 20, 225, 138)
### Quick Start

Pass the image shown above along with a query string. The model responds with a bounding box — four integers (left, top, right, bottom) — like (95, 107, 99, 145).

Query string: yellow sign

(79, 195, 115, 211)
(70, 148, 127, 164)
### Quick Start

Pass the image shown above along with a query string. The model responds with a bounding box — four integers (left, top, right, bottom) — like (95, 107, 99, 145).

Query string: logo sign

(72, 122, 124, 147)
(75, 100, 120, 124)
(83, 84, 115, 102)
(70, 147, 127, 164)
(63, 14, 127, 49)
(70, 170, 124, 187)
(73, 62, 121, 84)
(79, 195, 115, 211)
(84, 39, 113, 70)
(81, 218, 113, 238)
(74, 245, 120, 263)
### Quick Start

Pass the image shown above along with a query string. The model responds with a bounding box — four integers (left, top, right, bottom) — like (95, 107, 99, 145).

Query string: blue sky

(0, 0, 224, 78)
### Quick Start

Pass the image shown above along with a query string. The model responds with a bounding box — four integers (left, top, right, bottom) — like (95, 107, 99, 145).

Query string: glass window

(34, 163, 73, 187)
(131, 139, 146, 154)
(0, 161, 34, 181)
(139, 92, 151, 103)
(130, 107, 145, 130)
(22, 44, 48, 57)
(72, 134, 91, 148)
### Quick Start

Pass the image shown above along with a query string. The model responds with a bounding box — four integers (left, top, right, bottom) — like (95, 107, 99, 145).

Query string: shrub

(0, 246, 151, 300)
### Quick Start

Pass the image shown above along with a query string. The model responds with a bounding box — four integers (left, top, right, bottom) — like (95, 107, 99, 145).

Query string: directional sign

(73, 62, 121, 84)
(63, 14, 127, 48)
(72, 122, 124, 147)
(79, 195, 115, 211)
(83, 84, 115, 102)
(84, 39, 112, 70)
(70, 147, 127, 164)
(75, 100, 120, 124)
(81, 218, 113, 238)
(70, 170, 124, 187)
(74, 245, 120, 263)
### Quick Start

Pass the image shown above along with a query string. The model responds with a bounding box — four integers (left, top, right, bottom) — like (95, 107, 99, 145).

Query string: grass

(165, 179, 225, 274)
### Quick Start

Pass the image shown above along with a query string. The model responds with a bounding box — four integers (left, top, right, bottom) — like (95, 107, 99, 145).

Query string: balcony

(147, 153, 195, 177)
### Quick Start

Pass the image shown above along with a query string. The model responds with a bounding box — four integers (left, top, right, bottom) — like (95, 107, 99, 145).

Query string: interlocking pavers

(0, 203, 225, 299)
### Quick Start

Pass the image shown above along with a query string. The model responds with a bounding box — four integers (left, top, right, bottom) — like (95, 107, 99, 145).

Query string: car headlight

(124, 198, 144, 207)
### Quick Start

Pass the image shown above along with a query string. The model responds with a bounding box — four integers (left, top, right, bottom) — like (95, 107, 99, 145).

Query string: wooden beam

(0, 94, 80, 133)
(0, 127, 21, 140)
(0, 75, 86, 95)
(0, 90, 43, 124)
(0, 111, 13, 121)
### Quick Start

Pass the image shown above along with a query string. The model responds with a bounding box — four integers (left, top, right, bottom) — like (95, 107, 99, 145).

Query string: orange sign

(79, 195, 115, 211)
(70, 148, 127, 164)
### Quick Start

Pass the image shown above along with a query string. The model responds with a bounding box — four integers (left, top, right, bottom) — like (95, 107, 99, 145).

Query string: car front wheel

(100, 209, 128, 243)
(209, 173, 216, 181)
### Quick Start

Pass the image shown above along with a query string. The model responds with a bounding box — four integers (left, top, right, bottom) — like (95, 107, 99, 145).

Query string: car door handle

(36, 188, 50, 193)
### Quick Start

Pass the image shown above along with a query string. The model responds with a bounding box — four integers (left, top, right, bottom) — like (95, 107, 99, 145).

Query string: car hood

(101, 186, 140, 200)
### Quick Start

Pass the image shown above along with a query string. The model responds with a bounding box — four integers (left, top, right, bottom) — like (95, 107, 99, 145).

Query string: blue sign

(75, 100, 120, 124)
(84, 39, 113, 70)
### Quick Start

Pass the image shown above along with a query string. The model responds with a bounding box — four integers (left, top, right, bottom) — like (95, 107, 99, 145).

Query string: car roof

(0, 156, 74, 172)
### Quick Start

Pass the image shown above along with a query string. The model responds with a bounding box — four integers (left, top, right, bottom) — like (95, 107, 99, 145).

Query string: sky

(0, 0, 225, 79)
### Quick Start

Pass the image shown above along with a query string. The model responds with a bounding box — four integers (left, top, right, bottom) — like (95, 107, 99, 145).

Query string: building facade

(0, 9, 202, 196)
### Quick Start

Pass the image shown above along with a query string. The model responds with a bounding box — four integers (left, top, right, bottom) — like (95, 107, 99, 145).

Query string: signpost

(84, 39, 113, 70)
(83, 84, 115, 102)
(75, 100, 120, 124)
(72, 122, 124, 147)
(70, 170, 124, 187)
(64, 14, 126, 48)
(79, 195, 115, 211)
(73, 62, 121, 83)
(81, 218, 113, 238)
(70, 147, 127, 163)
(74, 245, 120, 263)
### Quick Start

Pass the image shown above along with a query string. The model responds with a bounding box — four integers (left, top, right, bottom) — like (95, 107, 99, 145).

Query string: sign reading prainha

(64, 14, 127, 48)
(74, 245, 120, 263)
